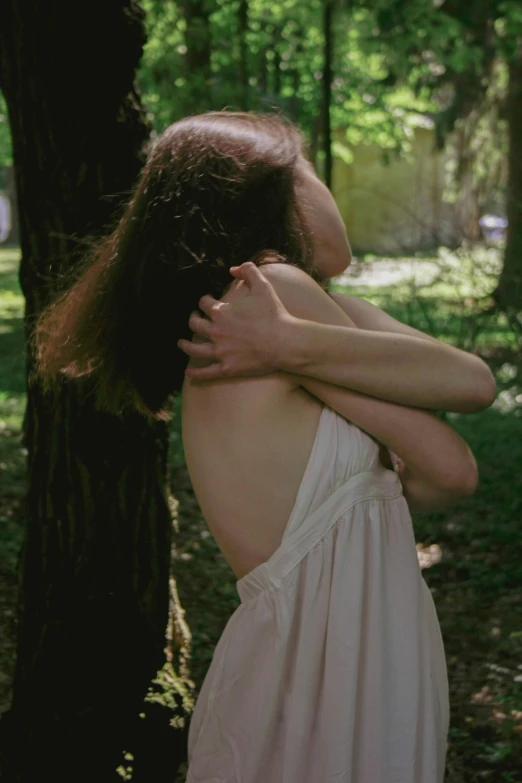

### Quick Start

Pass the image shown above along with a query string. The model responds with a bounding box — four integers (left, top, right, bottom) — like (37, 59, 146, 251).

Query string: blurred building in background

(332, 125, 496, 255)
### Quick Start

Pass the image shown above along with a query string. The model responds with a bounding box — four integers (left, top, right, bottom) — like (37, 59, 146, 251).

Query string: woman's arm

(263, 265, 494, 413)
(328, 291, 447, 345)
(262, 266, 479, 511)
(181, 263, 496, 413)
(182, 263, 479, 511)
(293, 375, 478, 514)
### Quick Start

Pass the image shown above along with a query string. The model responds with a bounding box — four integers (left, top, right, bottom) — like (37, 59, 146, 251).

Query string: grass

(1, 247, 522, 782)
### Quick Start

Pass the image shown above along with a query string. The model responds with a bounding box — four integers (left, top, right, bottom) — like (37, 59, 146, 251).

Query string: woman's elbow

(440, 456, 479, 499)
(470, 360, 497, 412)
(458, 466, 479, 498)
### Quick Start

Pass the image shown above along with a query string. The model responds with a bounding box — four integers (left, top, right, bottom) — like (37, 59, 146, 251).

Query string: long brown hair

(32, 111, 315, 421)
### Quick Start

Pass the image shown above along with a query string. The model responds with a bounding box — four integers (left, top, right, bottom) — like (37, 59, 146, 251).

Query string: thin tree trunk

(259, 38, 268, 95)
(309, 116, 322, 169)
(257, 11, 270, 97)
(272, 26, 282, 96)
(289, 68, 300, 121)
(182, 0, 213, 112)
(0, 1, 191, 780)
(289, 38, 302, 122)
(238, 0, 249, 109)
(493, 45, 522, 316)
(322, 0, 333, 189)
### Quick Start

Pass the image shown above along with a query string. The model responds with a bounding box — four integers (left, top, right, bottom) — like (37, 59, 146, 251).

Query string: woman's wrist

(275, 317, 357, 375)
(271, 314, 303, 373)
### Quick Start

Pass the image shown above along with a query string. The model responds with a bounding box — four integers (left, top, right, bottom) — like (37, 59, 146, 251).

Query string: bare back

(182, 371, 323, 580)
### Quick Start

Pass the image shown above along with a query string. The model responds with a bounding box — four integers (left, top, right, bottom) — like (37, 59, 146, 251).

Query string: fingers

(188, 310, 213, 338)
(198, 295, 224, 319)
(177, 338, 216, 360)
(229, 262, 269, 289)
(184, 363, 227, 381)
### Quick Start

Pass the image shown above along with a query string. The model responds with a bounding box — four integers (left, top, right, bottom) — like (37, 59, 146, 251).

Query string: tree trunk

(182, 0, 213, 112)
(0, 2, 191, 780)
(309, 116, 322, 169)
(493, 45, 522, 316)
(259, 35, 268, 95)
(322, 0, 333, 189)
(288, 37, 303, 122)
(238, 0, 249, 109)
(272, 26, 282, 96)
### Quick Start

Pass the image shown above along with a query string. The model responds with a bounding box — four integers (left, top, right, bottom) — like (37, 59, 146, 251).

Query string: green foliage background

(0, 92, 12, 168)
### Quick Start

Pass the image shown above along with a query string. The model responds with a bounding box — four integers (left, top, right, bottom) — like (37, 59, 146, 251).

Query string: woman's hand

(178, 262, 294, 381)
(179, 261, 495, 413)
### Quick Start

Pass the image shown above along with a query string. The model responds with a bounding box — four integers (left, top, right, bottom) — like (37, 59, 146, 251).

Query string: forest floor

(1, 246, 522, 782)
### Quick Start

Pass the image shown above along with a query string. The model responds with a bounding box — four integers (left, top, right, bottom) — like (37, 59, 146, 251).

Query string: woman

(34, 112, 495, 782)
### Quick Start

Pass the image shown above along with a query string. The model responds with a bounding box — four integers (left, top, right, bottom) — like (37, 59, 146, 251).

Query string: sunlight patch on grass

(0, 290, 23, 315)
(332, 246, 519, 359)
(0, 393, 26, 484)
(337, 246, 502, 301)
(0, 391, 25, 430)
(0, 248, 23, 324)
(0, 248, 21, 269)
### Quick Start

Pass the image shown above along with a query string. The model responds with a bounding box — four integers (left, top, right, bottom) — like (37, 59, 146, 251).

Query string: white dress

(186, 405, 449, 783)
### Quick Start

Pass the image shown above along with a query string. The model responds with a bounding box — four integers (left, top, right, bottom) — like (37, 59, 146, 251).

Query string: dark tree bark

(182, 0, 213, 112)
(493, 44, 522, 316)
(288, 36, 303, 122)
(322, 0, 334, 189)
(238, 0, 249, 109)
(309, 116, 322, 168)
(257, 10, 270, 96)
(259, 38, 269, 94)
(289, 68, 301, 121)
(272, 26, 282, 96)
(0, 2, 191, 780)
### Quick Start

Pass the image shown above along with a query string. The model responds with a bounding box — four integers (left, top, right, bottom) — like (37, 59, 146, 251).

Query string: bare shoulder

(257, 261, 319, 294)
(222, 262, 319, 301)
(218, 262, 344, 326)
(255, 263, 349, 324)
